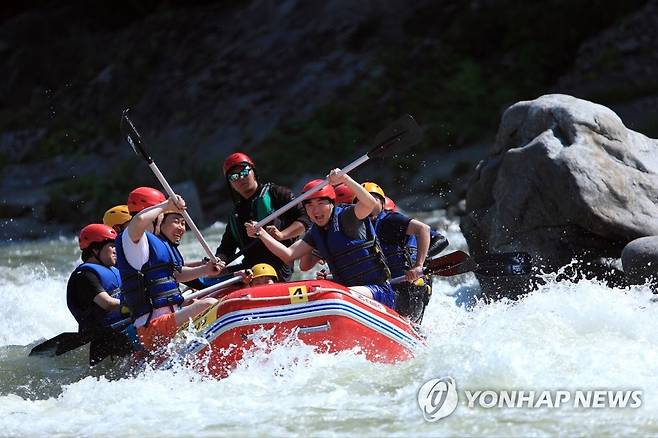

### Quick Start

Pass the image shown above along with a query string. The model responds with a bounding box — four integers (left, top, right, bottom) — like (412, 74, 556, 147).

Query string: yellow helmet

(360, 182, 386, 202)
(103, 205, 132, 228)
(251, 263, 278, 281)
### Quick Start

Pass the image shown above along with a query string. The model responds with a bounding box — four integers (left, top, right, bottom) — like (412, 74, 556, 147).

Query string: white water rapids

(1, 214, 657, 436)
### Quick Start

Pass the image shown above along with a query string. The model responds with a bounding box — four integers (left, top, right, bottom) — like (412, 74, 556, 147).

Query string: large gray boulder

(621, 236, 658, 290)
(461, 94, 658, 298)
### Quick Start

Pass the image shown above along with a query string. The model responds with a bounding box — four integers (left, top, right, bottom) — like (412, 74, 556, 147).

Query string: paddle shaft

(226, 154, 368, 264)
(122, 110, 218, 264)
(254, 153, 369, 229)
(182, 275, 244, 304)
(80, 278, 243, 339)
(147, 161, 218, 264)
(389, 251, 532, 283)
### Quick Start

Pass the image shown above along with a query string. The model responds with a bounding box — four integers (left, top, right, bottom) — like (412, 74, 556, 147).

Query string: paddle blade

(367, 114, 422, 159)
(424, 251, 471, 276)
(474, 252, 532, 276)
(29, 331, 94, 357)
(120, 108, 152, 163)
(423, 250, 532, 277)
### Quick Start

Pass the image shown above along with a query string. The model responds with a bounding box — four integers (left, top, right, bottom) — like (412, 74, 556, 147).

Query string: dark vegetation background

(1, 0, 656, 238)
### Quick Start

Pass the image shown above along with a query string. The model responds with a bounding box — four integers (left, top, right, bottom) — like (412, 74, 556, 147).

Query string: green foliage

(45, 159, 143, 223)
(255, 0, 649, 190)
(47, 177, 123, 223)
(24, 122, 100, 162)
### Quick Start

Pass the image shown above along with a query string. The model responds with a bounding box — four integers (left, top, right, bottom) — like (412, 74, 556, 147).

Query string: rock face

(621, 236, 658, 290)
(461, 94, 658, 298)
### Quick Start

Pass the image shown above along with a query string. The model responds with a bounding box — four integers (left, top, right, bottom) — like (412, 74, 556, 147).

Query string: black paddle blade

(474, 252, 532, 276)
(120, 108, 152, 163)
(29, 331, 95, 357)
(423, 250, 532, 277)
(368, 114, 422, 159)
(425, 251, 470, 276)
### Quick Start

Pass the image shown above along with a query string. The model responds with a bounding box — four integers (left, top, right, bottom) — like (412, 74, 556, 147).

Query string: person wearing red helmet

(383, 196, 397, 212)
(360, 182, 431, 324)
(115, 194, 224, 353)
(127, 186, 166, 215)
(216, 151, 310, 281)
(333, 182, 354, 205)
(66, 224, 126, 333)
(299, 183, 354, 272)
(246, 169, 395, 308)
(360, 181, 449, 325)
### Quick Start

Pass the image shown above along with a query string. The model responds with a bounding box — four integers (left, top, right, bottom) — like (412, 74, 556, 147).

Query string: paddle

(182, 274, 246, 304)
(90, 275, 247, 365)
(28, 318, 131, 358)
(28, 276, 245, 360)
(225, 114, 422, 264)
(120, 108, 219, 264)
(390, 250, 532, 284)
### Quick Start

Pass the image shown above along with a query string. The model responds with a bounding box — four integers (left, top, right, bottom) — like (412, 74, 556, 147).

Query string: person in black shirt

(216, 152, 310, 281)
(66, 224, 125, 333)
(362, 182, 444, 325)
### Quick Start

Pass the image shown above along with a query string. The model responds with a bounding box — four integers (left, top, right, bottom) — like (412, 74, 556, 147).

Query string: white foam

(2, 217, 658, 436)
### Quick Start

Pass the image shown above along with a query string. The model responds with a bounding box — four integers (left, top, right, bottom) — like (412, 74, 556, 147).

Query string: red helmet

(384, 196, 398, 212)
(301, 179, 336, 202)
(79, 224, 117, 250)
(333, 183, 354, 204)
(127, 186, 166, 214)
(223, 152, 255, 175)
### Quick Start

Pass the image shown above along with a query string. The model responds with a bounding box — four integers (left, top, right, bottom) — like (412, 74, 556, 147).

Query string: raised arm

(246, 222, 313, 264)
(327, 169, 377, 220)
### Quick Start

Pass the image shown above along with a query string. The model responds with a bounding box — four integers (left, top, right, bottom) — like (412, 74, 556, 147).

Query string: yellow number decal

(289, 285, 308, 303)
(179, 302, 219, 334)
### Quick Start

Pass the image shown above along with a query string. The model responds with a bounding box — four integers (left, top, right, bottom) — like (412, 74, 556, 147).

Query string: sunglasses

(228, 166, 252, 182)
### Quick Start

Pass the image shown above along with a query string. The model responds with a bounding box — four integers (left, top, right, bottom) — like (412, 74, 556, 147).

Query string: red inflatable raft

(165, 279, 425, 377)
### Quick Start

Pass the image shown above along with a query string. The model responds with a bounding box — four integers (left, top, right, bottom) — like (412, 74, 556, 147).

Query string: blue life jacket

(70, 262, 124, 328)
(115, 231, 184, 321)
(309, 205, 390, 286)
(373, 211, 418, 278)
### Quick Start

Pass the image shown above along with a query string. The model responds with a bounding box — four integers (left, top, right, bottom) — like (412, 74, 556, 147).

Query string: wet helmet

(127, 187, 166, 214)
(79, 224, 117, 250)
(223, 152, 255, 175)
(384, 196, 398, 212)
(251, 263, 279, 281)
(333, 183, 354, 204)
(301, 179, 336, 202)
(103, 205, 132, 228)
(359, 182, 386, 202)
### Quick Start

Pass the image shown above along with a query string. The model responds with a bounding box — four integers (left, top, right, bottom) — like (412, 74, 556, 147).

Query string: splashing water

(1, 217, 657, 436)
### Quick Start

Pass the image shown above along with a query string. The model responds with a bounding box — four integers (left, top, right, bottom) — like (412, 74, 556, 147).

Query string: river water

(1, 215, 657, 437)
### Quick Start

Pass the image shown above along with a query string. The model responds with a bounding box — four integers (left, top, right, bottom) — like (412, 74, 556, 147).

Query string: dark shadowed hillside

(1, 0, 654, 239)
